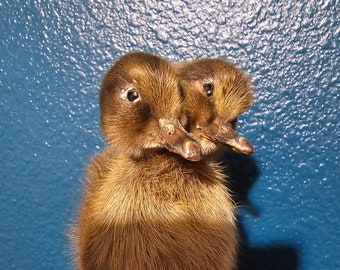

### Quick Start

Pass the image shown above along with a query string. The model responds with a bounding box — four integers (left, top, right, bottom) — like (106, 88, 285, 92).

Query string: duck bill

(159, 118, 202, 161)
(201, 117, 254, 155)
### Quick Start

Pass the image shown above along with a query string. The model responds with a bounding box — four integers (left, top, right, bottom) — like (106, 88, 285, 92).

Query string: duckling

(73, 52, 238, 270)
(174, 58, 254, 157)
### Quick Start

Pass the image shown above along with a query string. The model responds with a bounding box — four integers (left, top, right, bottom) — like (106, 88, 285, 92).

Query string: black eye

(126, 89, 140, 102)
(203, 83, 214, 97)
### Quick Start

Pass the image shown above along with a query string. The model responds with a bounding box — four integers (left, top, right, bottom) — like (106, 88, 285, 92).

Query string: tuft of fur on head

(210, 59, 254, 122)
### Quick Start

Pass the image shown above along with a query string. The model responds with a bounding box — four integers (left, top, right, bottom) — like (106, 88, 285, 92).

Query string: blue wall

(1, 1, 338, 269)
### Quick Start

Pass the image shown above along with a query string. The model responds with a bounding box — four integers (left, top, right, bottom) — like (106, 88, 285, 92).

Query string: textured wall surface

(1, 0, 338, 269)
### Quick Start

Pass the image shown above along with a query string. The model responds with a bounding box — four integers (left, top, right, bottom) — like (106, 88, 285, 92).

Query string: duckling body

(78, 153, 237, 270)
(73, 52, 238, 270)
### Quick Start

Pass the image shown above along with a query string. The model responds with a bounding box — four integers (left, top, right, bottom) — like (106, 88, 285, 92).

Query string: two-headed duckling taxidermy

(73, 52, 238, 270)
(174, 58, 254, 157)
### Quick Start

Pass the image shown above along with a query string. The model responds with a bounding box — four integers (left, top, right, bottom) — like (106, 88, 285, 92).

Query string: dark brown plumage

(72, 52, 238, 270)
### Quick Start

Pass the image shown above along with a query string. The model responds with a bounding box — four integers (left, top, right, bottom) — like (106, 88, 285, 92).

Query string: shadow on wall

(221, 149, 300, 270)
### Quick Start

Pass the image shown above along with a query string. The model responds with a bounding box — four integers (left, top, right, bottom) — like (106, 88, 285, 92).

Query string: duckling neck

(116, 151, 226, 188)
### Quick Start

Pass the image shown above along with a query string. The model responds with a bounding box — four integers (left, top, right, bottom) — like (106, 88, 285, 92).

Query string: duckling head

(175, 58, 254, 155)
(100, 52, 201, 161)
